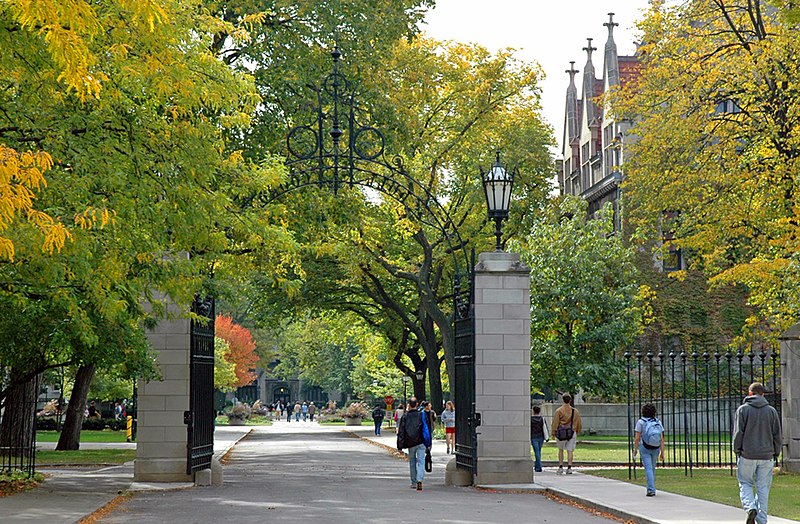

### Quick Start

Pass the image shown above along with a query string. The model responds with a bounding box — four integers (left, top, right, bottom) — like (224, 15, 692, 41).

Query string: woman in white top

(394, 403, 405, 433)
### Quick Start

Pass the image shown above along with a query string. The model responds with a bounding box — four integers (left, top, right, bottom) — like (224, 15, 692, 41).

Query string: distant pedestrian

(551, 393, 581, 475)
(287, 403, 292, 422)
(396, 397, 429, 491)
(275, 402, 282, 420)
(422, 401, 437, 430)
(372, 404, 386, 435)
(87, 401, 100, 419)
(394, 403, 405, 434)
(633, 403, 664, 496)
(302, 401, 309, 421)
(308, 402, 316, 422)
(530, 404, 549, 472)
(733, 382, 782, 524)
(114, 402, 122, 420)
(441, 401, 456, 454)
(294, 402, 301, 421)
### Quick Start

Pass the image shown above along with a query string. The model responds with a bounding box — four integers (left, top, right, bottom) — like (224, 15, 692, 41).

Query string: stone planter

(344, 416, 363, 426)
(228, 417, 247, 426)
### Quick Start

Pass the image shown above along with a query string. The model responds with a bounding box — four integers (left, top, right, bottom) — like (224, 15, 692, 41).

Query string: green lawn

(36, 430, 128, 443)
(318, 419, 374, 426)
(536, 441, 737, 464)
(36, 449, 136, 466)
(587, 468, 800, 521)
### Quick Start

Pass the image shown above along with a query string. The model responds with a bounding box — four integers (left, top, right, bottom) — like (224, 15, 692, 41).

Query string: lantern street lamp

(482, 151, 516, 251)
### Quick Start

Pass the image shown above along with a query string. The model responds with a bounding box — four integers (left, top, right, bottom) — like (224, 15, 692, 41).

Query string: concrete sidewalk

(354, 427, 799, 524)
(0, 425, 252, 523)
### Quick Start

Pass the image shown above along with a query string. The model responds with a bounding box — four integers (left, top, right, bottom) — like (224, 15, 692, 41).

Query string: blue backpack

(641, 417, 663, 449)
(421, 412, 432, 448)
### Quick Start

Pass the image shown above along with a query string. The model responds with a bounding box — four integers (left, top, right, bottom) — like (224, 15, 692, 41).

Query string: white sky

(422, 0, 651, 155)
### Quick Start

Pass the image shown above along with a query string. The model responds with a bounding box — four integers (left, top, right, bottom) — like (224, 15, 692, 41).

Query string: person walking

(441, 401, 456, 454)
(294, 401, 301, 422)
(286, 402, 293, 422)
(372, 404, 386, 436)
(301, 401, 309, 421)
(733, 382, 782, 524)
(394, 403, 405, 434)
(275, 401, 282, 421)
(551, 393, 582, 475)
(530, 404, 549, 472)
(633, 403, 664, 496)
(308, 402, 316, 422)
(396, 397, 429, 491)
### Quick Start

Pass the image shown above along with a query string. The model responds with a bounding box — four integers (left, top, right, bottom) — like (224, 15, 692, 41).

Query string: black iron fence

(0, 378, 39, 478)
(625, 349, 781, 477)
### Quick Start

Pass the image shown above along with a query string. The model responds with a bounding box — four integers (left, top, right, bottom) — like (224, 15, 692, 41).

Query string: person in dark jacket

(372, 405, 386, 436)
(530, 405, 549, 472)
(733, 382, 782, 524)
(397, 397, 426, 491)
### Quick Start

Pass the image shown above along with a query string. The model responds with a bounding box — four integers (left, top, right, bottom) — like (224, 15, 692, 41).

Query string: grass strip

(36, 449, 135, 466)
(587, 468, 800, 521)
(36, 431, 129, 443)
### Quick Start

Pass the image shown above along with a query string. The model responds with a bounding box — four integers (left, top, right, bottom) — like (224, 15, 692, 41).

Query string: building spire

(603, 13, 621, 88)
(566, 61, 578, 85)
(583, 38, 597, 62)
(604, 13, 618, 37)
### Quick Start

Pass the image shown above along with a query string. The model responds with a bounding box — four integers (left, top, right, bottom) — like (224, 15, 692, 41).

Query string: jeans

(374, 419, 382, 436)
(531, 437, 544, 472)
(309, 413, 314, 422)
(737, 456, 773, 524)
(408, 444, 426, 485)
(639, 445, 661, 494)
(303, 412, 307, 421)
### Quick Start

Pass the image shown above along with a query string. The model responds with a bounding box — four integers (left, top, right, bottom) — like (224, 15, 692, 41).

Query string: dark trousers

(374, 419, 383, 435)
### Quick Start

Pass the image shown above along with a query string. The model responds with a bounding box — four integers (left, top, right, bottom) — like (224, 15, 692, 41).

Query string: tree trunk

(56, 363, 95, 451)
(0, 372, 40, 459)
(420, 312, 444, 411)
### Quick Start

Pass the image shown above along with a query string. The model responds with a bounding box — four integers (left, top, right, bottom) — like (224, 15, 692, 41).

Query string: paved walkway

(99, 422, 614, 524)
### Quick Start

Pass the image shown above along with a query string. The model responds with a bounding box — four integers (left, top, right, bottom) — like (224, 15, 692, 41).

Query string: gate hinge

(472, 412, 481, 428)
(183, 410, 192, 426)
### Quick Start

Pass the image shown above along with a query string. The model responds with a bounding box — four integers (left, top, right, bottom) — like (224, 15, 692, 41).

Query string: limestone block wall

(473, 251, 533, 485)
(134, 316, 192, 482)
(780, 325, 800, 473)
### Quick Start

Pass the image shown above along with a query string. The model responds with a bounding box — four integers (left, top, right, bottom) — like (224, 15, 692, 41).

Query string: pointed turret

(564, 62, 580, 146)
(604, 13, 620, 88)
(582, 38, 599, 125)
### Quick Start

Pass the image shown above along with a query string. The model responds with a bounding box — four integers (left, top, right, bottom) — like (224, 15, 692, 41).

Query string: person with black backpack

(633, 403, 665, 497)
(372, 404, 385, 436)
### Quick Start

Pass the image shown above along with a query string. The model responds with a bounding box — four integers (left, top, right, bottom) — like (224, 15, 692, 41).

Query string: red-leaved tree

(215, 315, 259, 387)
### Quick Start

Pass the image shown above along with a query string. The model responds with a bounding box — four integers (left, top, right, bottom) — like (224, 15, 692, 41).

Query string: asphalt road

(100, 423, 614, 524)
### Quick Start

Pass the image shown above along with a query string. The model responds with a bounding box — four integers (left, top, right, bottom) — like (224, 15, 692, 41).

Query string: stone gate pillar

(473, 251, 533, 485)
(779, 324, 800, 473)
(134, 306, 193, 483)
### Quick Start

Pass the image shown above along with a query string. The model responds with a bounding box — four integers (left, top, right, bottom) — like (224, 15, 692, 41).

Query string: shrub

(82, 418, 105, 431)
(227, 402, 251, 421)
(104, 418, 126, 431)
(339, 402, 369, 419)
(36, 417, 58, 431)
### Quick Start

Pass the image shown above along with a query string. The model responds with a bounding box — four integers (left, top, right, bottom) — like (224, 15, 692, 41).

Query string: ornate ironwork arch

(264, 47, 473, 318)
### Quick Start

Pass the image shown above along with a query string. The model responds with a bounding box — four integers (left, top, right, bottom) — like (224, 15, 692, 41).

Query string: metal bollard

(126, 415, 133, 442)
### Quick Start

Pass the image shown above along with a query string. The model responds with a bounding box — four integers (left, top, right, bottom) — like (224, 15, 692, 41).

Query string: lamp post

(414, 370, 425, 401)
(482, 151, 516, 251)
(402, 375, 410, 408)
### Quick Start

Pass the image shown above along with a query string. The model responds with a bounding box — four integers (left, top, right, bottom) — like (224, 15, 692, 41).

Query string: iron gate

(186, 296, 215, 475)
(625, 348, 781, 477)
(454, 252, 479, 473)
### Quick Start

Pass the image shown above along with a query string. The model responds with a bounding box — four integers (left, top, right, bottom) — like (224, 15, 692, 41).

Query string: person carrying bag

(551, 394, 582, 475)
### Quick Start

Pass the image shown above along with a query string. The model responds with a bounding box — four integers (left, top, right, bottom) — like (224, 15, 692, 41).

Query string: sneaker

(410, 484, 416, 489)
(446, 448, 450, 454)
(646, 491, 656, 497)
(416, 482, 423, 491)
(566, 467, 573, 475)
(747, 509, 757, 524)
(556, 466, 564, 475)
